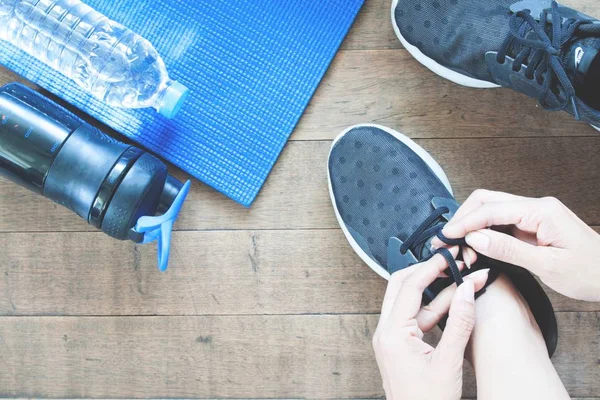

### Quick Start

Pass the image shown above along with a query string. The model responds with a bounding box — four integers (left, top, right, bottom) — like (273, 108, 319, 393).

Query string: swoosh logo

(575, 47, 585, 68)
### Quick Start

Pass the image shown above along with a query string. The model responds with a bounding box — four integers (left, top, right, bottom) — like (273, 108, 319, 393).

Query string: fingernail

(465, 231, 490, 251)
(463, 248, 472, 269)
(466, 268, 490, 282)
(461, 280, 475, 304)
(441, 224, 455, 236)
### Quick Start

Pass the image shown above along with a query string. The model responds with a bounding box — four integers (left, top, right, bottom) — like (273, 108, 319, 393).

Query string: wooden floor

(1, 0, 600, 398)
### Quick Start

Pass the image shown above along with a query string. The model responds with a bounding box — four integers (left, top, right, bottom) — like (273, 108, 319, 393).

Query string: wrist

(465, 275, 569, 400)
(466, 274, 544, 363)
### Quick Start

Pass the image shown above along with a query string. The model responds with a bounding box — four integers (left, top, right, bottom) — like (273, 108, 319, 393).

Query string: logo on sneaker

(575, 47, 585, 69)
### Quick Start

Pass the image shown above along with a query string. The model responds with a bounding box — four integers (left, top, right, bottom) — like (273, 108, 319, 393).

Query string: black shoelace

(498, 0, 600, 119)
(399, 206, 466, 286)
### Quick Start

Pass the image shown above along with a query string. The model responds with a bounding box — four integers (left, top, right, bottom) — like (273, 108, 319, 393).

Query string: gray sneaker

(327, 124, 558, 355)
(392, 0, 600, 129)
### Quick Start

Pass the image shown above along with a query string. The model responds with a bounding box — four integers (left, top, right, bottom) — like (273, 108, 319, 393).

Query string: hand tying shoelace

(329, 126, 559, 358)
(498, 0, 600, 119)
(399, 206, 467, 287)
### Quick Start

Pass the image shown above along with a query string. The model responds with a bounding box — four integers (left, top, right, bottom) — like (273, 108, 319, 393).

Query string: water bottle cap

(158, 81, 189, 119)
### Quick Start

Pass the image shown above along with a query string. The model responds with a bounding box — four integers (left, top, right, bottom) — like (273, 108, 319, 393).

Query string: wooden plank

(3, 137, 600, 232)
(0, 230, 596, 316)
(341, 0, 600, 50)
(0, 68, 30, 87)
(0, 312, 597, 398)
(566, 0, 600, 16)
(293, 50, 593, 141)
(0, 230, 382, 316)
(341, 0, 401, 50)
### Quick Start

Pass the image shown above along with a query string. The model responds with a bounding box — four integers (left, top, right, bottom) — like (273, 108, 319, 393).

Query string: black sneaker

(328, 124, 558, 355)
(392, 0, 600, 130)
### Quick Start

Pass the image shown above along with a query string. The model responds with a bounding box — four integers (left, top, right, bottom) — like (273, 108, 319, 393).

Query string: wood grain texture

(341, 0, 400, 50)
(0, 230, 596, 316)
(0, 68, 29, 87)
(3, 137, 600, 233)
(293, 50, 594, 141)
(0, 313, 597, 399)
(2, 0, 600, 397)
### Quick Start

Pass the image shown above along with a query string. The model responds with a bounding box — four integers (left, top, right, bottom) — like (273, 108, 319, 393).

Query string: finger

(439, 260, 466, 279)
(432, 191, 532, 249)
(442, 200, 543, 239)
(379, 262, 426, 323)
(379, 272, 407, 324)
(375, 263, 424, 398)
(380, 258, 434, 324)
(434, 280, 476, 366)
(390, 247, 459, 323)
(430, 237, 446, 249)
(465, 229, 552, 275)
(452, 189, 530, 222)
(462, 246, 477, 269)
(430, 241, 479, 269)
(416, 268, 490, 332)
(511, 226, 539, 246)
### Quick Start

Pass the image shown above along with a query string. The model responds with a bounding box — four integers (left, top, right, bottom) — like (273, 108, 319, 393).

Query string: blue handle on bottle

(132, 180, 191, 271)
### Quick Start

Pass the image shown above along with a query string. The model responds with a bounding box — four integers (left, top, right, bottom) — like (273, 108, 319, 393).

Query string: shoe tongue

(563, 37, 600, 109)
(419, 236, 436, 260)
(565, 38, 600, 87)
(417, 197, 460, 260)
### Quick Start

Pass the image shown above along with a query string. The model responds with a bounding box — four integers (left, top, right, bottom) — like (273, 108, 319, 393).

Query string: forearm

(468, 275, 570, 400)
(470, 320, 568, 400)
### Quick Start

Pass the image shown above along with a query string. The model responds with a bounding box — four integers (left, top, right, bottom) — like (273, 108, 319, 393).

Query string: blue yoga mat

(0, 0, 364, 206)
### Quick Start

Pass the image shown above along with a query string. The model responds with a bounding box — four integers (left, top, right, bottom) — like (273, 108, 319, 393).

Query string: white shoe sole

(327, 124, 453, 280)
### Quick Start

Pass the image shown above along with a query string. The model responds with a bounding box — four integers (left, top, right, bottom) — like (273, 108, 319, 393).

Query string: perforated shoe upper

(328, 125, 454, 271)
(394, 0, 515, 81)
(393, 0, 600, 126)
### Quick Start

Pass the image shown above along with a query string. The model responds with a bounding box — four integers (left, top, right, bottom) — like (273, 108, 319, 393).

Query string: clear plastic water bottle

(0, 0, 189, 118)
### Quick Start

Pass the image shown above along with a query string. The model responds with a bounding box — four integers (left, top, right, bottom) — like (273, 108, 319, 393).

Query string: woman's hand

(436, 189, 600, 302)
(373, 250, 489, 400)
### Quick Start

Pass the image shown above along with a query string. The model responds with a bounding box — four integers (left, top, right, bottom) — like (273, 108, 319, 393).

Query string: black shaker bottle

(0, 83, 190, 271)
